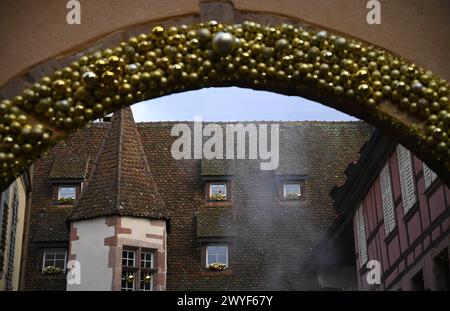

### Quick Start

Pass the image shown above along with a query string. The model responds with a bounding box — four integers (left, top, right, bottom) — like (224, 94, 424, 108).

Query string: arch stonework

(0, 0, 449, 191)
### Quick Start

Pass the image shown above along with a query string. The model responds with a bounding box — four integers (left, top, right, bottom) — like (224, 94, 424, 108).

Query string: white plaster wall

(119, 217, 165, 247)
(67, 217, 115, 291)
(117, 217, 167, 291)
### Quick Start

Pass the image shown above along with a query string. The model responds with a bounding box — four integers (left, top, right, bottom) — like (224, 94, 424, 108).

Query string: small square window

(141, 251, 154, 269)
(283, 182, 301, 200)
(42, 249, 67, 273)
(57, 186, 76, 202)
(206, 245, 228, 268)
(122, 249, 135, 267)
(209, 183, 227, 201)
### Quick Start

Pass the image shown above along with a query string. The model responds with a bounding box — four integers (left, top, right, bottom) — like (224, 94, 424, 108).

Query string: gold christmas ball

(212, 32, 236, 56)
(197, 28, 211, 42)
(152, 26, 165, 37)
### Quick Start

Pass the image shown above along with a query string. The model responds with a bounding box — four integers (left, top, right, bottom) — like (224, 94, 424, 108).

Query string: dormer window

(53, 184, 79, 204)
(58, 186, 76, 200)
(283, 182, 301, 200)
(208, 182, 228, 201)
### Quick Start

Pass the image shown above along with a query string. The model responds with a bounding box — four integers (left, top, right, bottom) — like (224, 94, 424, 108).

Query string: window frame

(205, 244, 229, 268)
(121, 247, 156, 291)
(206, 181, 230, 201)
(42, 248, 67, 273)
(282, 181, 302, 200)
(52, 183, 81, 204)
(57, 185, 77, 200)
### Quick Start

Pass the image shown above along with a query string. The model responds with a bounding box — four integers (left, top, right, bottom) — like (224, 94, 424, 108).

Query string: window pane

(210, 184, 226, 195)
(217, 255, 227, 264)
(121, 271, 135, 291)
(207, 246, 217, 253)
(207, 254, 216, 264)
(284, 182, 301, 198)
(216, 246, 227, 255)
(54, 260, 66, 269)
(140, 271, 153, 291)
(141, 251, 153, 269)
(206, 245, 228, 267)
(58, 186, 76, 199)
(122, 250, 135, 267)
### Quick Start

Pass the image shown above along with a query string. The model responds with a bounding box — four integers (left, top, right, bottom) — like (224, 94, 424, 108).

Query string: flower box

(43, 265, 63, 275)
(210, 193, 226, 201)
(57, 197, 75, 204)
(208, 263, 226, 271)
(286, 193, 300, 200)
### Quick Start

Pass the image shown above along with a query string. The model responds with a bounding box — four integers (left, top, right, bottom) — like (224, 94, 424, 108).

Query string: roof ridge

(136, 120, 366, 125)
(115, 111, 124, 213)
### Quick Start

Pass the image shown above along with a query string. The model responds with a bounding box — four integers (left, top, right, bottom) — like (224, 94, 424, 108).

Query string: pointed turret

(69, 107, 167, 221)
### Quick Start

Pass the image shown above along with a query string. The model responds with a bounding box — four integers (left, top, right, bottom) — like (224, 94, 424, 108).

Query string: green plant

(57, 197, 75, 204)
(43, 265, 63, 275)
(286, 193, 300, 200)
(208, 263, 226, 271)
(210, 193, 226, 201)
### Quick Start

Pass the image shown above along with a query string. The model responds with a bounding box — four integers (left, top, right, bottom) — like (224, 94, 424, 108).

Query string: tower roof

(69, 107, 167, 221)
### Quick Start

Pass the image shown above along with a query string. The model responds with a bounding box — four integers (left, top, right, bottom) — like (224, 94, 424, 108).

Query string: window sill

(205, 201, 232, 207)
(51, 201, 75, 206)
(277, 199, 306, 207)
(122, 266, 139, 272)
(41, 272, 66, 277)
(200, 269, 233, 276)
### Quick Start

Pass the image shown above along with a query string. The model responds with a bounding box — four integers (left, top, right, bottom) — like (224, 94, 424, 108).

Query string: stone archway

(0, 9, 449, 191)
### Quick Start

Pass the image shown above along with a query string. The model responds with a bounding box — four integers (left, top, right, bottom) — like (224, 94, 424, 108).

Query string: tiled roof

(69, 107, 167, 221)
(197, 207, 237, 238)
(48, 156, 89, 180)
(201, 159, 235, 176)
(27, 116, 371, 290)
(276, 122, 374, 176)
(32, 208, 72, 242)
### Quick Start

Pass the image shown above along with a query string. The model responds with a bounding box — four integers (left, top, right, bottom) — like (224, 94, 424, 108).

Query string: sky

(131, 87, 358, 122)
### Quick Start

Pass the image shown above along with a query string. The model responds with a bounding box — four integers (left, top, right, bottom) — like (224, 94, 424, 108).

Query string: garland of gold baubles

(0, 21, 449, 191)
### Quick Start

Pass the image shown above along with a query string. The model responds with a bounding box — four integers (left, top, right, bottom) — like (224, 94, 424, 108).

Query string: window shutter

(356, 205, 368, 266)
(423, 163, 438, 189)
(380, 163, 396, 235)
(5, 190, 18, 291)
(396, 145, 417, 214)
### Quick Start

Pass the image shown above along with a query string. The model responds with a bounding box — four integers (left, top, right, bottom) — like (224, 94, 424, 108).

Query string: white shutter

(356, 205, 368, 266)
(396, 145, 417, 214)
(380, 163, 396, 235)
(423, 163, 438, 189)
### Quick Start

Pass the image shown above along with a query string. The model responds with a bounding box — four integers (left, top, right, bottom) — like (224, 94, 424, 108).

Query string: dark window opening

(411, 270, 425, 291)
(434, 248, 450, 291)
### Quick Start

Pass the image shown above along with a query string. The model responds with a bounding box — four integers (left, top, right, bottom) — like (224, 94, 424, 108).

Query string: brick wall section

(138, 121, 370, 290)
